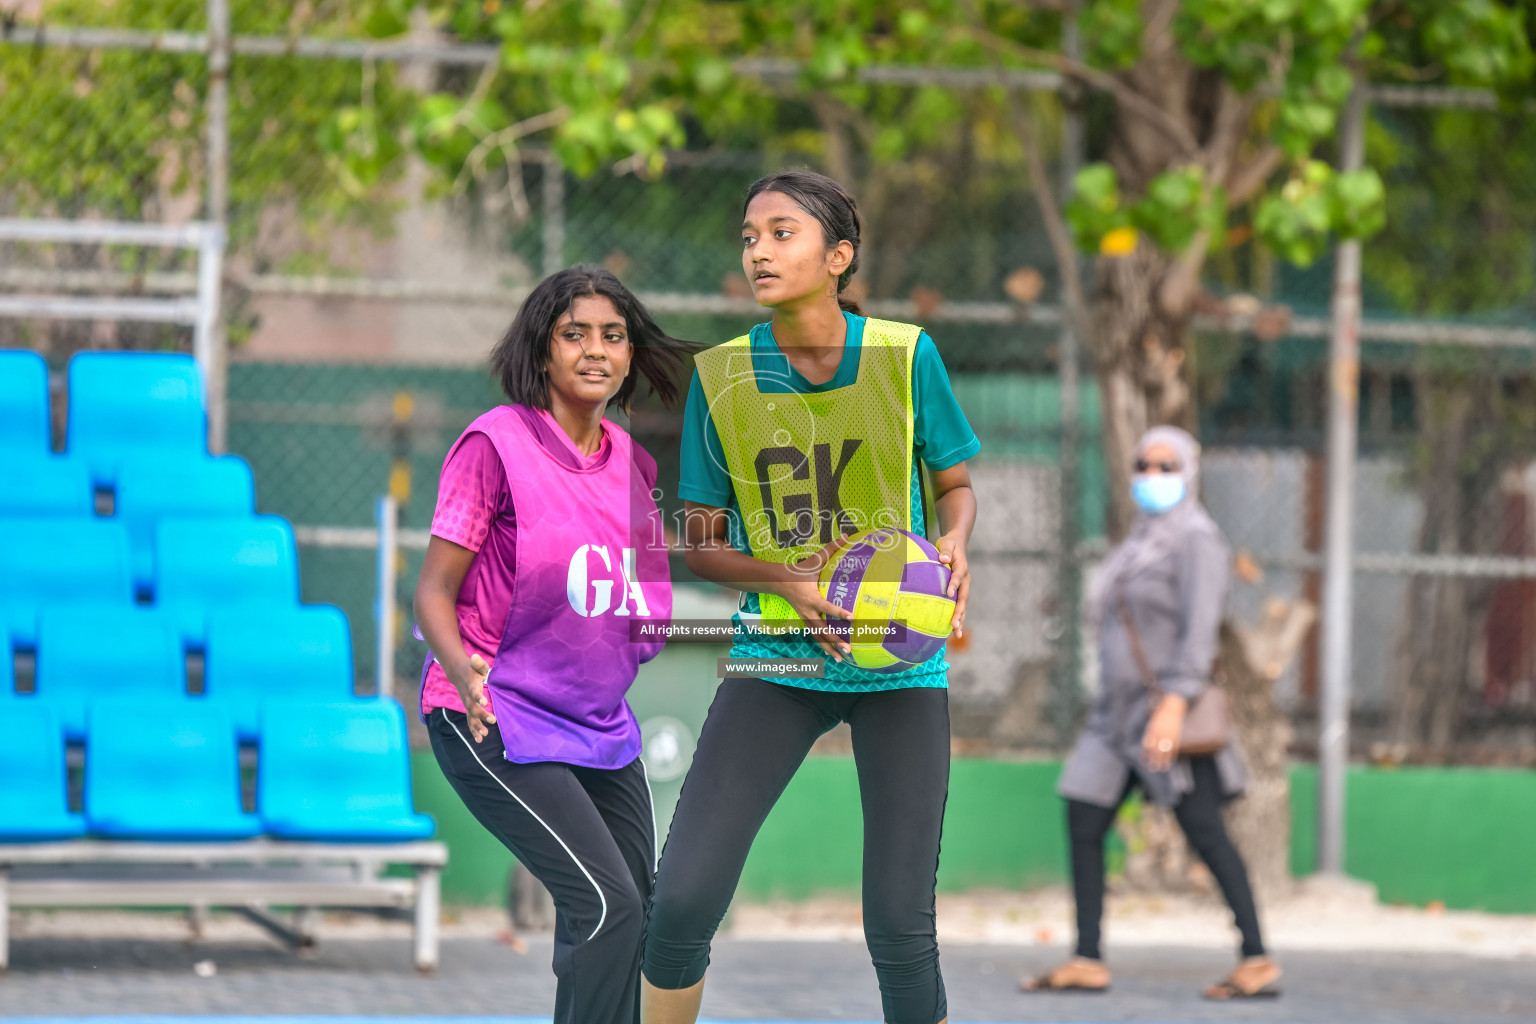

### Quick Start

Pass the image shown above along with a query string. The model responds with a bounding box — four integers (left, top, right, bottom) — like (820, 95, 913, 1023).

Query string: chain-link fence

(6, 4, 1536, 767)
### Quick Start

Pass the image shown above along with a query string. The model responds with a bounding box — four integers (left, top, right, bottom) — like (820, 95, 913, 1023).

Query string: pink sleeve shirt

(420, 431, 517, 716)
(420, 414, 637, 716)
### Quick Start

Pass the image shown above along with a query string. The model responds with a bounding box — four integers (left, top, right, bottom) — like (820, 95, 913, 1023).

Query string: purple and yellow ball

(818, 527, 957, 672)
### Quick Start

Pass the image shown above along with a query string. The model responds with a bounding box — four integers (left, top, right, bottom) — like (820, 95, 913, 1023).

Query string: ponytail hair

(490, 265, 698, 415)
(743, 170, 864, 315)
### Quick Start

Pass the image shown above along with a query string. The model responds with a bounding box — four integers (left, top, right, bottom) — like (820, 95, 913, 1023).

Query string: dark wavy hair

(743, 170, 864, 314)
(489, 265, 696, 414)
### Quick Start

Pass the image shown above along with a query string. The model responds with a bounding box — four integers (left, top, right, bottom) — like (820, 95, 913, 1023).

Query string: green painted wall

(412, 749, 516, 907)
(1289, 765, 1536, 913)
(411, 755, 1536, 913)
(935, 760, 1070, 892)
(727, 759, 1071, 898)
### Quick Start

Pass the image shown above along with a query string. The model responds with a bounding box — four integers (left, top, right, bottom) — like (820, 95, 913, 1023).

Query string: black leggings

(642, 678, 950, 1024)
(1068, 755, 1265, 961)
(427, 707, 656, 1024)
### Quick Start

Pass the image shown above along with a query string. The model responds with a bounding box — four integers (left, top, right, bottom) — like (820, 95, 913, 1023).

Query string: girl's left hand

(1142, 694, 1188, 772)
(935, 533, 971, 638)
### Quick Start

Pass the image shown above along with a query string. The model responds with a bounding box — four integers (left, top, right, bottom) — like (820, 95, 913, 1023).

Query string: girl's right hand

(777, 576, 853, 663)
(451, 654, 496, 742)
(778, 534, 854, 663)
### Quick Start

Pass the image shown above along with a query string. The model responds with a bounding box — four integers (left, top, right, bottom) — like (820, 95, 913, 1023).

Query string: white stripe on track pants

(428, 706, 655, 1024)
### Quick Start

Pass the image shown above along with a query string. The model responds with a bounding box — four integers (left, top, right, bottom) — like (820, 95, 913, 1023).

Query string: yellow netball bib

(694, 319, 920, 631)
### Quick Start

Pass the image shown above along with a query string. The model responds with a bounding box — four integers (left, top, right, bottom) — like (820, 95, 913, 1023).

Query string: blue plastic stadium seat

(0, 456, 92, 517)
(258, 698, 434, 841)
(85, 698, 259, 839)
(154, 516, 300, 643)
(67, 352, 206, 487)
(205, 604, 354, 740)
(0, 702, 86, 841)
(36, 605, 186, 740)
(0, 349, 51, 460)
(116, 455, 256, 594)
(0, 518, 133, 647)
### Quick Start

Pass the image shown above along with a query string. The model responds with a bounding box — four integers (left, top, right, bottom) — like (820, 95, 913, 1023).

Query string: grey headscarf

(1086, 425, 1218, 627)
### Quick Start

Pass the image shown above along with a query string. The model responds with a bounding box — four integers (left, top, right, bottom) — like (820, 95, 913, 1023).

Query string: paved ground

(2, 934, 1533, 1022)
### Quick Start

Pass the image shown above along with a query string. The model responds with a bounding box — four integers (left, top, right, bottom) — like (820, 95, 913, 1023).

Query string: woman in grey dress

(1024, 426, 1281, 1000)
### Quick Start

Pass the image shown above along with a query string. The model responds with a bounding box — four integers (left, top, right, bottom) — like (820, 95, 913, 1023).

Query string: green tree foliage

(1345, 5, 1536, 756)
(1062, 0, 1530, 268)
(1369, 108, 1536, 318)
(10, 2, 1534, 293)
(347, 2, 1532, 290)
(338, 1, 1536, 555)
(0, 1, 409, 254)
(342, 1, 1021, 206)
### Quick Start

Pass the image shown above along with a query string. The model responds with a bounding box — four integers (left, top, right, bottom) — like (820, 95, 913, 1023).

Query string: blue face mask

(1132, 474, 1186, 515)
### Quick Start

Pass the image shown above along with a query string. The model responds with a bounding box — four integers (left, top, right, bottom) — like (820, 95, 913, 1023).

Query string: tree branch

(462, 60, 499, 111)
(970, 25, 1201, 159)
(1145, 0, 1181, 46)
(1159, 225, 1212, 319)
(1004, 89, 1091, 342)
(809, 94, 858, 192)
(449, 106, 572, 215)
(1204, 81, 1252, 184)
(968, 1, 1090, 337)
(811, 92, 879, 151)
(620, 0, 663, 50)
(1227, 144, 1285, 205)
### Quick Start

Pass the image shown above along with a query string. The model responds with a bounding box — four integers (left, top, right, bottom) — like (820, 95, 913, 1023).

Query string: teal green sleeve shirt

(676, 312, 980, 692)
(679, 313, 980, 505)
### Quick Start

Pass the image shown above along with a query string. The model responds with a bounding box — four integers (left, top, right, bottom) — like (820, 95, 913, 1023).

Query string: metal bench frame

(0, 839, 447, 972)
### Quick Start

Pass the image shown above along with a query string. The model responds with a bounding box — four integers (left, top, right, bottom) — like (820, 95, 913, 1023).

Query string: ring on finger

(1157, 738, 1174, 753)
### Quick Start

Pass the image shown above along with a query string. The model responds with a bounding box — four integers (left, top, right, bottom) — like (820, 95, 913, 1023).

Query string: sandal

(1021, 958, 1111, 994)
(1203, 957, 1283, 1000)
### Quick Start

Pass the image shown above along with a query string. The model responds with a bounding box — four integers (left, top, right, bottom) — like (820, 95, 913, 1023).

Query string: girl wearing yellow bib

(641, 172, 978, 1024)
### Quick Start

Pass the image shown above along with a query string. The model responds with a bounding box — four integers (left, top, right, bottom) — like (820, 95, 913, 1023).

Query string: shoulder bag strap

(1115, 590, 1161, 699)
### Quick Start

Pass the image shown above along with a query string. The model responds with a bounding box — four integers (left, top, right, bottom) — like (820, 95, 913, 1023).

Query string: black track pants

(642, 678, 950, 1024)
(427, 707, 656, 1024)
(1067, 754, 1266, 961)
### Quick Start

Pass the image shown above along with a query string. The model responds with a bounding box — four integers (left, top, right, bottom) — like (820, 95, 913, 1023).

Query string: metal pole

(413, 864, 442, 973)
(1318, 86, 1367, 878)
(193, 224, 224, 380)
(542, 152, 565, 278)
(376, 494, 400, 700)
(1050, 3, 1086, 743)
(205, 0, 231, 453)
(0, 219, 209, 246)
(0, 295, 199, 323)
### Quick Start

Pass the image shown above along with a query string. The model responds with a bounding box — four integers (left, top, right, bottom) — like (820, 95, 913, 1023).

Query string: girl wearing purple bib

(414, 266, 691, 1024)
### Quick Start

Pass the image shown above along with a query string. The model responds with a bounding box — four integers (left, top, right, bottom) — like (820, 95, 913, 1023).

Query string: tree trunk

(1221, 602, 1315, 899)
(1390, 373, 1505, 760)
(1070, 22, 1298, 893)
(1092, 248, 1216, 898)
(1088, 242, 1196, 539)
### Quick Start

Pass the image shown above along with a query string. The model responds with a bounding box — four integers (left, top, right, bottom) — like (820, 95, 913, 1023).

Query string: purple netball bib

(468, 405, 670, 768)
